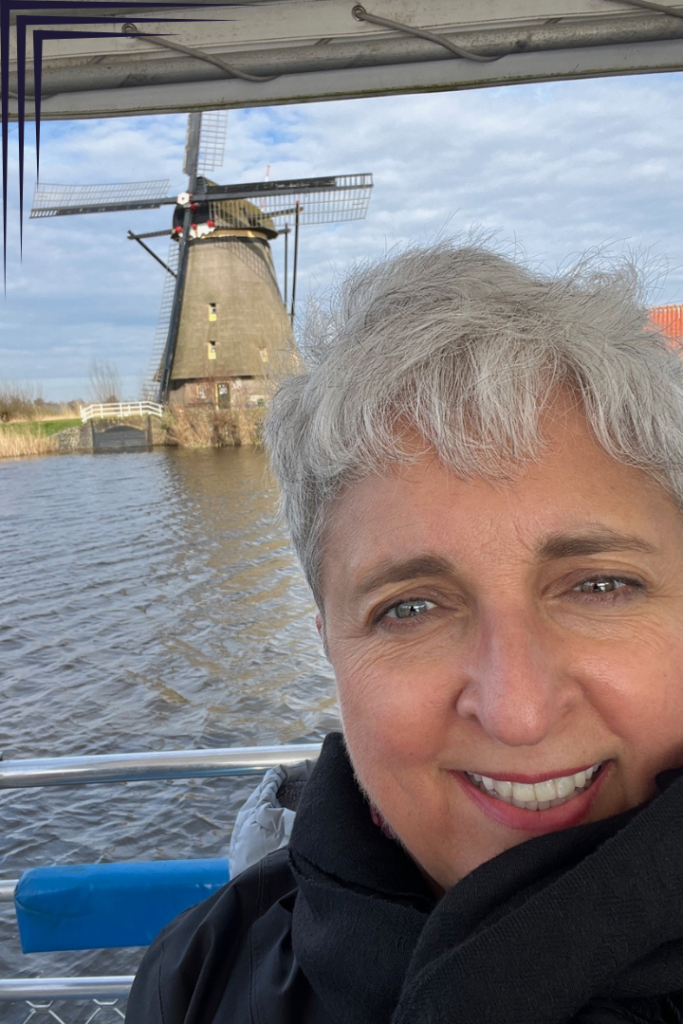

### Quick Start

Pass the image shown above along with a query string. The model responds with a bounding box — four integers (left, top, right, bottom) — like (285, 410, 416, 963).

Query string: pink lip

(465, 763, 600, 784)
(453, 761, 611, 834)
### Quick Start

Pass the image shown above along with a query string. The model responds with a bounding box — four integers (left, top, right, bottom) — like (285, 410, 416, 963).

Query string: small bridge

(80, 401, 164, 424)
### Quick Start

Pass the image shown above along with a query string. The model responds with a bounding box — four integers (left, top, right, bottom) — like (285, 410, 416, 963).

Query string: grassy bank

(2, 417, 81, 436)
(0, 409, 266, 457)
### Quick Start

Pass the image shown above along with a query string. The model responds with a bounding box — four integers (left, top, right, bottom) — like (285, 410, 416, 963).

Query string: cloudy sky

(3, 70, 683, 400)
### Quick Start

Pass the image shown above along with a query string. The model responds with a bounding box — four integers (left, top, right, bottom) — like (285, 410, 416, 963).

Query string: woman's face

(318, 399, 683, 890)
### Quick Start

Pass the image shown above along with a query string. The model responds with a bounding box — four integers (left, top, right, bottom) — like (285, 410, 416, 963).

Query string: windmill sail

(206, 173, 373, 228)
(31, 181, 171, 218)
(142, 240, 180, 400)
(196, 111, 229, 175)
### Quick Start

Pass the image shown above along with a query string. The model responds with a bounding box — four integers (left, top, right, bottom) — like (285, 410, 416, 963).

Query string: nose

(455, 609, 580, 747)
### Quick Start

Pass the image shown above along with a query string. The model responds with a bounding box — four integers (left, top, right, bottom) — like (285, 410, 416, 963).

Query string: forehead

(319, 403, 682, 595)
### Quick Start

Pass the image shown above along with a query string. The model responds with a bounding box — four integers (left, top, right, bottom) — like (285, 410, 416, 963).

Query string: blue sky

(3, 71, 683, 400)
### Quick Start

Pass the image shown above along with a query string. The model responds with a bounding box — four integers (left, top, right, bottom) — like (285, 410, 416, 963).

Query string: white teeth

(466, 762, 603, 811)
(511, 782, 535, 803)
(554, 774, 576, 799)
(533, 778, 558, 802)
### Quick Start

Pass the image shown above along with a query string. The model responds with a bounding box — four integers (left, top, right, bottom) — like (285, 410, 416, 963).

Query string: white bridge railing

(80, 402, 164, 423)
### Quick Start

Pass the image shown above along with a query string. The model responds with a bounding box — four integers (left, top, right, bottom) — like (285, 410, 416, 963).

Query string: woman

(126, 241, 683, 1023)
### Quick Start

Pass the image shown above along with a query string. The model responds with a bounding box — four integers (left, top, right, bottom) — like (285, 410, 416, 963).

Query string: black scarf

(289, 732, 683, 1024)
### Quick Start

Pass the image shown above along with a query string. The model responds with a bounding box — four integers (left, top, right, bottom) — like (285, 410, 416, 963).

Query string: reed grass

(165, 408, 265, 447)
(0, 425, 58, 458)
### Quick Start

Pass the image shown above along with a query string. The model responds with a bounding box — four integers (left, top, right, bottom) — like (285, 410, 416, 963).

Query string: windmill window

(208, 341, 217, 360)
(208, 303, 217, 321)
(259, 348, 269, 364)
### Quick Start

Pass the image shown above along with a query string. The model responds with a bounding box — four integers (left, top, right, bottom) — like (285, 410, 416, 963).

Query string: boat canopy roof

(6, 0, 683, 121)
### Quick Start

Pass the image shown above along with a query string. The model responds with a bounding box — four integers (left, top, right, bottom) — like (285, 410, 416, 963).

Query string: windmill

(30, 111, 373, 410)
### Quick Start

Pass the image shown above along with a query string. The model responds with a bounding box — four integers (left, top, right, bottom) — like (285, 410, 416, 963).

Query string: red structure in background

(651, 305, 683, 346)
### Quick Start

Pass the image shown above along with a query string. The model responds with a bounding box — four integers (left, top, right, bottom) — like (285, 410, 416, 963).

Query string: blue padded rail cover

(15, 858, 230, 952)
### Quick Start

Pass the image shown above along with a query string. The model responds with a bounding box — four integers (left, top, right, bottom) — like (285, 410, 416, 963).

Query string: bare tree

(0, 381, 42, 421)
(88, 360, 121, 404)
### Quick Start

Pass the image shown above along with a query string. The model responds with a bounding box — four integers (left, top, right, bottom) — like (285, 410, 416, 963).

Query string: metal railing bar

(0, 977, 134, 1000)
(0, 880, 19, 901)
(0, 743, 321, 789)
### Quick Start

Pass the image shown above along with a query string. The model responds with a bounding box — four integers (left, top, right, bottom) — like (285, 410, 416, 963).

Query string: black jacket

(126, 734, 683, 1024)
(124, 847, 324, 1023)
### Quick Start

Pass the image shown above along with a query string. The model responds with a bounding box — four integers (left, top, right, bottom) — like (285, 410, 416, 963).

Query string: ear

(315, 612, 330, 659)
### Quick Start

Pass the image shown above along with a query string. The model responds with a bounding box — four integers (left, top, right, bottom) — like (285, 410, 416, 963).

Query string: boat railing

(0, 742, 321, 1017)
(0, 743, 321, 789)
(0, 975, 134, 1000)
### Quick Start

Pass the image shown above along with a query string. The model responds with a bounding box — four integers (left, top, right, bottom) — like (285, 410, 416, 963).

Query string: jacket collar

(290, 732, 683, 1024)
(290, 731, 435, 905)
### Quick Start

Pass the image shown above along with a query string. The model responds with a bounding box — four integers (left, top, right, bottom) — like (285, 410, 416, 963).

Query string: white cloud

(4, 72, 683, 398)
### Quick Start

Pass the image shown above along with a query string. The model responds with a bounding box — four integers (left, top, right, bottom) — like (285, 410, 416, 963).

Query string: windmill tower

(168, 186, 292, 411)
(31, 111, 373, 411)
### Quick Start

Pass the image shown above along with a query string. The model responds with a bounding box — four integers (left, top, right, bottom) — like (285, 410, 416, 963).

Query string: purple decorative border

(0, 0, 241, 286)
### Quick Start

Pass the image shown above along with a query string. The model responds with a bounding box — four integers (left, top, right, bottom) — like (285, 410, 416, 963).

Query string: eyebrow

(354, 555, 454, 597)
(353, 530, 658, 597)
(536, 528, 658, 561)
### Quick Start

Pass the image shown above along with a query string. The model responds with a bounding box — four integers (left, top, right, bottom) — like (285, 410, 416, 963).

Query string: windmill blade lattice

(142, 239, 180, 400)
(30, 180, 171, 218)
(196, 111, 228, 176)
(206, 173, 373, 228)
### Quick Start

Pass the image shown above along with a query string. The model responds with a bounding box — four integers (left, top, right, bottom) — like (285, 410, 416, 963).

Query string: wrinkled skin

(317, 396, 683, 890)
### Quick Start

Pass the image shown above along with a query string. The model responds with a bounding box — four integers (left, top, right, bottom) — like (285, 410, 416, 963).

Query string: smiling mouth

(464, 763, 605, 811)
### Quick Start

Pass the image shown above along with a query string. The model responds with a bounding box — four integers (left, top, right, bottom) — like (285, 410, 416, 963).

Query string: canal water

(0, 447, 339, 1016)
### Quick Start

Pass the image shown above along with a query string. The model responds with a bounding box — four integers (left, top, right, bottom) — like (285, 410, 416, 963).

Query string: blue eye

(385, 599, 436, 619)
(573, 578, 627, 595)
(571, 576, 643, 601)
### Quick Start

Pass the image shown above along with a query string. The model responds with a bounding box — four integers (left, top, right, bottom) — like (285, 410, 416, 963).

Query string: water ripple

(0, 447, 338, 993)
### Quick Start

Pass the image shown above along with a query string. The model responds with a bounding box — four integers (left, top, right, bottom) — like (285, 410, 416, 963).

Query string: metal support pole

(157, 215, 192, 402)
(290, 204, 300, 325)
(283, 222, 289, 306)
(127, 231, 177, 278)
(0, 880, 18, 901)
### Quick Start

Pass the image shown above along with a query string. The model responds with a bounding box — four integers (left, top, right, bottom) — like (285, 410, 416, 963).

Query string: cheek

(581, 637, 683, 762)
(620, 669, 683, 750)
(334, 647, 450, 769)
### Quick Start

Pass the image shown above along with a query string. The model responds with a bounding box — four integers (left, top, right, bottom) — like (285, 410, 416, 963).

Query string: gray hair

(264, 240, 683, 606)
